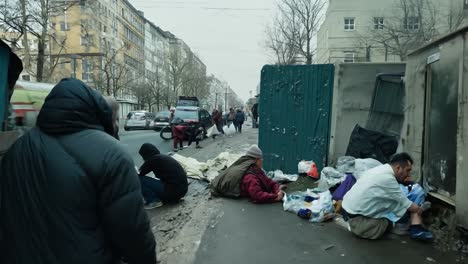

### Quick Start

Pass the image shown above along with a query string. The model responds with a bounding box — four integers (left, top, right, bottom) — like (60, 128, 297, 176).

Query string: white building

(316, 0, 465, 64)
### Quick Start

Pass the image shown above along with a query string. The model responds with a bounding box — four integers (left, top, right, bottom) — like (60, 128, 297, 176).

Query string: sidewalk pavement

(190, 126, 459, 264)
(153, 123, 260, 263)
(155, 122, 459, 264)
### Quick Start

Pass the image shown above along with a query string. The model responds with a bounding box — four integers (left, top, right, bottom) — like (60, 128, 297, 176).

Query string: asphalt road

(119, 129, 172, 166)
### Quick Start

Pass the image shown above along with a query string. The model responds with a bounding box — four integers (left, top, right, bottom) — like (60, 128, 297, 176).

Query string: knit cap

(246, 145, 263, 159)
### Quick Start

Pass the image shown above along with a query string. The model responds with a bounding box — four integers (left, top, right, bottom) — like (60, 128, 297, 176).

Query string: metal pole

(224, 88, 227, 112)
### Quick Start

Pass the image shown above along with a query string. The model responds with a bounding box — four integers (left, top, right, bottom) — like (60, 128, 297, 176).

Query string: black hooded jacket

(0, 79, 156, 264)
(139, 143, 188, 202)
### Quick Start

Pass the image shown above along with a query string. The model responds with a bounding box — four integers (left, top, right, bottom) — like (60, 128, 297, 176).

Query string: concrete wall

(457, 32, 468, 227)
(328, 63, 406, 164)
(402, 27, 468, 227)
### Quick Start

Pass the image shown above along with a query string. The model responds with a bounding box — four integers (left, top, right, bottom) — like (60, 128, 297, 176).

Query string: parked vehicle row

(123, 105, 213, 135)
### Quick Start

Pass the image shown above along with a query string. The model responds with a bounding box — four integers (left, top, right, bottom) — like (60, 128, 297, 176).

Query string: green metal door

(259, 64, 334, 174)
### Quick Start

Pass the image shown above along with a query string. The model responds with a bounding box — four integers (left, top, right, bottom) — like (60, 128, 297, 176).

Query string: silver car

(124, 111, 155, 131)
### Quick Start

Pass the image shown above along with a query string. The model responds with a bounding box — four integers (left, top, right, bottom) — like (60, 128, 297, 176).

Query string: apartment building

(316, 0, 466, 64)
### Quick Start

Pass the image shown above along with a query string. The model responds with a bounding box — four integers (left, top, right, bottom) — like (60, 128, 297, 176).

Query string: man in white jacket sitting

(342, 153, 433, 242)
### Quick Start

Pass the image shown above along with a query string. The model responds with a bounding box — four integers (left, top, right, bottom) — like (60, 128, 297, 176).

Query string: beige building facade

(316, 0, 466, 64)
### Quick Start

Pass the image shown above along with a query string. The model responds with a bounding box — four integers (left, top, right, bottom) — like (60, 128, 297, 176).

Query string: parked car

(151, 110, 171, 131)
(173, 106, 212, 128)
(124, 110, 155, 131)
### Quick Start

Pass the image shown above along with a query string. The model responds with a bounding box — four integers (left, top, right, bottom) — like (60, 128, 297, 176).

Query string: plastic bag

(318, 167, 345, 190)
(354, 158, 382, 179)
(268, 170, 298, 183)
(298, 161, 319, 179)
(336, 156, 356, 173)
(282, 190, 335, 223)
(206, 126, 219, 137)
(223, 125, 236, 136)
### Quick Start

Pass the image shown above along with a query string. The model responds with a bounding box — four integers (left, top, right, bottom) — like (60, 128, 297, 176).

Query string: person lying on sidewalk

(138, 143, 188, 209)
(210, 145, 286, 203)
(342, 153, 434, 242)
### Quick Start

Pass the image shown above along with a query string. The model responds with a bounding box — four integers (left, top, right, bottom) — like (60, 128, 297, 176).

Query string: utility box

(401, 26, 468, 227)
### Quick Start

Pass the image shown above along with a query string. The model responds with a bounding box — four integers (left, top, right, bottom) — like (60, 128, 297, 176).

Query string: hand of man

(279, 185, 287, 191)
(275, 191, 284, 202)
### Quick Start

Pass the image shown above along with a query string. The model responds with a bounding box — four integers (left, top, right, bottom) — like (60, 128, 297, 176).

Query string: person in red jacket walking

(240, 145, 286, 203)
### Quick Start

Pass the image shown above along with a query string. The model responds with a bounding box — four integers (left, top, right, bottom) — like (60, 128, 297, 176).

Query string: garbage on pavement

(317, 167, 345, 191)
(172, 152, 242, 182)
(283, 190, 335, 223)
(298, 160, 319, 179)
(267, 170, 298, 183)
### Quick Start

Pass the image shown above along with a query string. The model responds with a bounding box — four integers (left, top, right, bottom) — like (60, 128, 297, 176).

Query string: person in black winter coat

(138, 143, 188, 207)
(235, 109, 245, 133)
(0, 78, 156, 264)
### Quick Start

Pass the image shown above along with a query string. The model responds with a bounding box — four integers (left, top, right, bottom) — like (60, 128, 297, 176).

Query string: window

(465, 0, 468, 9)
(60, 21, 70, 31)
(344, 18, 355, 31)
(405, 16, 419, 30)
(82, 59, 94, 82)
(374, 17, 384, 29)
(22, 75, 30, 81)
(80, 35, 93, 46)
(344, 52, 355, 63)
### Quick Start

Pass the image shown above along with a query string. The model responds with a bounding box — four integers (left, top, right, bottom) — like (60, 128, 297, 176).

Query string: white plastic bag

(354, 158, 382, 179)
(268, 170, 298, 183)
(206, 126, 219, 137)
(298, 160, 319, 178)
(224, 125, 236, 135)
(282, 190, 335, 223)
(309, 191, 335, 223)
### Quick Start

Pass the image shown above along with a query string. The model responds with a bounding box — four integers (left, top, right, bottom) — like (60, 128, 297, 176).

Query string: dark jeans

(139, 176, 165, 204)
(216, 123, 224, 134)
(237, 122, 243, 133)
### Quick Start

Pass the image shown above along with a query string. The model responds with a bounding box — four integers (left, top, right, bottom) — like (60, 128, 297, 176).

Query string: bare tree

(266, 0, 326, 65)
(0, 0, 78, 81)
(166, 46, 194, 106)
(264, 18, 298, 65)
(357, 0, 444, 61)
(446, 3, 465, 32)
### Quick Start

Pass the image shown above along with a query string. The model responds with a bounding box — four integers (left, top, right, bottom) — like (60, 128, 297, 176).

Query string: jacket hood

(37, 78, 114, 136)
(139, 143, 160, 161)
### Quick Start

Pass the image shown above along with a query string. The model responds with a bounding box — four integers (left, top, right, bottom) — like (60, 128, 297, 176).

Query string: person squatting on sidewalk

(210, 145, 286, 203)
(138, 143, 188, 209)
(0, 78, 157, 264)
(342, 153, 434, 242)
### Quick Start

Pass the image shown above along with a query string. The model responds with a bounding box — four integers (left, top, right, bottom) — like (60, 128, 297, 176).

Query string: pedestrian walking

(212, 109, 224, 136)
(227, 108, 236, 129)
(0, 78, 156, 264)
(138, 143, 188, 209)
(252, 103, 258, 128)
(186, 122, 204, 148)
(235, 109, 245, 133)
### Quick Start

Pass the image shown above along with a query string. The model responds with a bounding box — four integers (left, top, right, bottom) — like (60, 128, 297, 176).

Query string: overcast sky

(131, 0, 276, 101)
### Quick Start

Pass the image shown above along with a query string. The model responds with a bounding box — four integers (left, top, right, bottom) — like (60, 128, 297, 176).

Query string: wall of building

(317, 0, 462, 64)
(328, 62, 406, 164)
